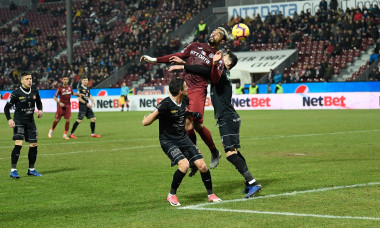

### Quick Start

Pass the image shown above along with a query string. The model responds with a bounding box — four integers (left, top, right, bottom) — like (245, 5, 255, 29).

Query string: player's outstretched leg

(226, 150, 261, 198)
(49, 119, 60, 138)
(194, 123, 221, 169)
(69, 120, 80, 139)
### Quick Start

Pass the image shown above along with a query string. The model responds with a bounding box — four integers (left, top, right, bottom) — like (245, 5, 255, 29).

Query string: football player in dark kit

(140, 27, 229, 173)
(4, 72, 43, 178)
(169, 50, 262, 198)
(69, 76, 101, 139)
(142, 77, 221, 206)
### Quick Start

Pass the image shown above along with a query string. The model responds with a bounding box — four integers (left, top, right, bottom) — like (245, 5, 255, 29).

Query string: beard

(208, 37, 216, 46)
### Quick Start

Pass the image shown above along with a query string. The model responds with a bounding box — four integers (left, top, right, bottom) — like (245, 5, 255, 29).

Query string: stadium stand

(0, 1, 379, 91)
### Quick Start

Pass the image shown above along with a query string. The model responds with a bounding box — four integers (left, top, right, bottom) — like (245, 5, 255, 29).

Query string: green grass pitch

(1, 110, 379, 227)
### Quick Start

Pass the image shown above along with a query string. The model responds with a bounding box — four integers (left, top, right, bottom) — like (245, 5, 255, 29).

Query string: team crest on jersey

(201, 51, 206, 56)
(19, 96, 25, 100)
(209, 53, 214, 58)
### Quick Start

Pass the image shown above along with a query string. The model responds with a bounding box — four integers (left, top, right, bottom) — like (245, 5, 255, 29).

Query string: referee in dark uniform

(169, 50, 262, 198)
(4, 72, 43, 178)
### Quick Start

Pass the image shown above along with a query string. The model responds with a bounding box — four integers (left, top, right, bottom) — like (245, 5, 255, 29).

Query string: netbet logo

(303, 96, 346, 107)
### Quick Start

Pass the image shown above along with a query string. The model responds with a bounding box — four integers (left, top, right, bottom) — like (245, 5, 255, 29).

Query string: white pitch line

(0, 129, 378, 149)
(184, 208, 380, 221)
(0, 145, 160, 160)
(179, 182, 380, 221)
(180, 182, 380, 209)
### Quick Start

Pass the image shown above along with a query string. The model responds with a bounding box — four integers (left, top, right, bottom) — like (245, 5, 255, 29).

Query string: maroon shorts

(187, 88, 207, 123)
(55, 105, 71, 119)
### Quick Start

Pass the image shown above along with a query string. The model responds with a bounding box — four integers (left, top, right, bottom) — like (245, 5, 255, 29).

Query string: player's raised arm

(140, 43, 194, 64)
(142, 109, 159, 126)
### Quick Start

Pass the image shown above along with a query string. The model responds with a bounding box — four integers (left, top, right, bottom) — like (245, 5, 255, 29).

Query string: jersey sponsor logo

(198, 47, 203, 49)
(19, 96, 25, 100)
(190, 50, 211, 64)
(170, 110, 177, 113)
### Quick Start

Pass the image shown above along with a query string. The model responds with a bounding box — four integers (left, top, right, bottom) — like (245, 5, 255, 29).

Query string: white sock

(248, 179, 256, 185)
(11, 168, 17, 172)
(29, 168, 35, 171)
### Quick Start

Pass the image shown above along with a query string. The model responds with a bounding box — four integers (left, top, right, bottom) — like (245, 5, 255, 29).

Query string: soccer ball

(232, 23, 250, 41)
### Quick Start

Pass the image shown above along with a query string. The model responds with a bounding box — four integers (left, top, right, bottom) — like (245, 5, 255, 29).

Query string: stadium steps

(336, 44, 375, 82)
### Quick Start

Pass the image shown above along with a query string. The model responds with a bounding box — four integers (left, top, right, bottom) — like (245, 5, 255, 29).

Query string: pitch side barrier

(1, 92, 379, 112)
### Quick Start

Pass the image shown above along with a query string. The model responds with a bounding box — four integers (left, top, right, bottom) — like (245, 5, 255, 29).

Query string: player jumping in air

(48, 75, 82, 140)
(140, 27, 229, 174)
(169, 50, 262, 198)
(142, 77, 221, 206)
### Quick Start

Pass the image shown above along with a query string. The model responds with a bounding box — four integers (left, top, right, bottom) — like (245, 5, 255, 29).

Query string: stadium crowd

(0, 0, 212, 90)
(1, 0, 379, 91)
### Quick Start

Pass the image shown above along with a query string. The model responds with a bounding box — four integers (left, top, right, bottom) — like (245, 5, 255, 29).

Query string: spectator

(369, 49, 378, 64)
(266, 83, 272, 94)
(368, 66, 379, 80)
(273, 70, 282, 84)
(330, 0, 338, 10)
(319, 0, 327, 12)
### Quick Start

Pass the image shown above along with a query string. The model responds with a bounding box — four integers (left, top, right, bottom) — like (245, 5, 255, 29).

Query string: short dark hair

(62, 75, 69, 79)
(20, 71, 31, 80)
(169, 77, 185, 96)
(227, 51, 238, 69)
(81, 76, 88, 80)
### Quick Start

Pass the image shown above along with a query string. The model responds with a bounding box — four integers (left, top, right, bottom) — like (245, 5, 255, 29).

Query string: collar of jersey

(20, 86, 31, 94)
(170, 96, 182, 106)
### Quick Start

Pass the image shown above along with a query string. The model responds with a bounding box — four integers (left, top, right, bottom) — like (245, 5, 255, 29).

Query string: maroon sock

(65, 121, 70, 132)
(51, 120, 59, 130)
(186, 129, 197, 145)
(196, 126, 216, 151)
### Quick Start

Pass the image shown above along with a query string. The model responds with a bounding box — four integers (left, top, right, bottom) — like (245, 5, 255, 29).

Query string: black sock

(28, 146, 38, 169)
(237, 151, 246, 162)
(227, 154, 254, 183)
(170, 169, 186, 195)
(200, 170, 213, 195)
(90, 122, 95, 134)
(11, 145, 22, 169)
(71, 121, 80, 134)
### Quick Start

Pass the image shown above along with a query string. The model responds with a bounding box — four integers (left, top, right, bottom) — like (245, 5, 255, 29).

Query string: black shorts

(78, 106, 95, 120)
(13, 119, 38, 143)
(122, 95, 128, 101)
(218, 113, 241, 152)
(160, 137, 203, 167)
